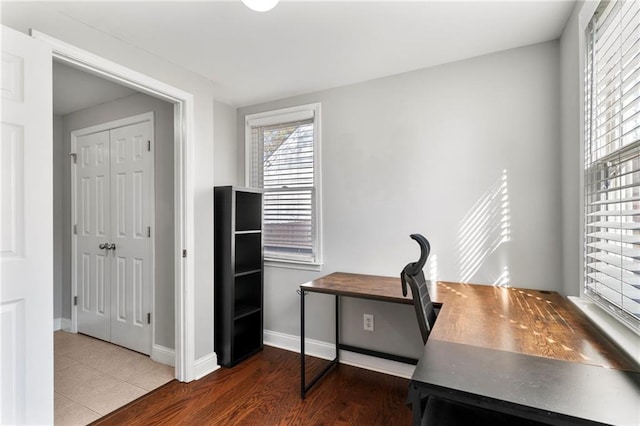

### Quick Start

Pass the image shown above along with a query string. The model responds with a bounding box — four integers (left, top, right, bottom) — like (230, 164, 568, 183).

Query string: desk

(409, 340, 640, 425)
(409, 281, 640, 425)
(299, 273, 640, 423)
(299, 272, 439, 398)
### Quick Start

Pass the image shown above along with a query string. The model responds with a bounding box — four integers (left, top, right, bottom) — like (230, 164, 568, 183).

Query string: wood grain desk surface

(300, 272, 639, 372)
(300, 272, 414, 304)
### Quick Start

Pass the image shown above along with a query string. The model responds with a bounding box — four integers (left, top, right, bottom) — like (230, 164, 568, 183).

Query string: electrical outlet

(363, 314, 374, 331)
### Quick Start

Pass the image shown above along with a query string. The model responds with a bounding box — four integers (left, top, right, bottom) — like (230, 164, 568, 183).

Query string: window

(245, 103, 322, 266)
(584, 0, 640, 334)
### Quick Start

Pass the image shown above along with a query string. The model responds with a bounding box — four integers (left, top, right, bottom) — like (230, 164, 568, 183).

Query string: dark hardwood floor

(92, 346, 412, 425)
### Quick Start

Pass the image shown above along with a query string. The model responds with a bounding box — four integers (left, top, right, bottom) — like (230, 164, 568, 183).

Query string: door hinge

(73, 296, 78, 306)
(68, 152, 77, 164)
(182, 249, 187, 258)
(147, 313, 151, 324)
(147, 226, 151, 238)
(73, 224, 77, 235)
(147, 140, 151, 152)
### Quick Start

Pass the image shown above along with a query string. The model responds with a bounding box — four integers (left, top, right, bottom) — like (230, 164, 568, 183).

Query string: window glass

(584, 0, 640, 333)
(246, 105, 321, 265)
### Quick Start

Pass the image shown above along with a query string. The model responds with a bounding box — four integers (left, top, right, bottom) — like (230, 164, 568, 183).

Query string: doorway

(1, 25, 196, 424)
(53, 58, 178, 354)
(52, 61, 177, 424)
(36, 26, 197, 382)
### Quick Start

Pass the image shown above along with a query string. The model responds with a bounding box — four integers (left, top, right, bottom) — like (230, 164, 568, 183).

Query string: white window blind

(247, 105, 321, 264)
(585, 0, 640, 333)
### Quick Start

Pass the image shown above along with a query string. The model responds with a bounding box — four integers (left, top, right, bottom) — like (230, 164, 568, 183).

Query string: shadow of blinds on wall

(584, 0, 640, 334)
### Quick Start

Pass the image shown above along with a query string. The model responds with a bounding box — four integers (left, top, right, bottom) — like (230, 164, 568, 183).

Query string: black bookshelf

(214, 186, 264, 367)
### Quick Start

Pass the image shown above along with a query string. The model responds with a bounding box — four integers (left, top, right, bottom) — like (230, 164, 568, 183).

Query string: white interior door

(75, 119, 152, 355)
(76, 130, 111, 341)
(109, 122, 152, 354)
(0, 25, 53, 425)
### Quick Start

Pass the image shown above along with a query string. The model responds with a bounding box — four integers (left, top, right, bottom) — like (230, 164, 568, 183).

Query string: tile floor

(54, 331, 174, 426)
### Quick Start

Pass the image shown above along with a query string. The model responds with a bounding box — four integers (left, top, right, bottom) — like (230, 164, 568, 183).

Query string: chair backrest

(401, 234, 437, 344)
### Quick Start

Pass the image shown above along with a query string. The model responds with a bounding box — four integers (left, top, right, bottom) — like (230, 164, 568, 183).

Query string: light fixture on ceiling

(241, 0, 279, 12)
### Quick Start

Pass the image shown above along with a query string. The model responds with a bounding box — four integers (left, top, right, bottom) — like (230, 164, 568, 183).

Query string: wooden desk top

(300, 271, 451, 305)
(300, 272, 415, 305)
(301, 272, 639, 372)
(430, 281, 639, 371)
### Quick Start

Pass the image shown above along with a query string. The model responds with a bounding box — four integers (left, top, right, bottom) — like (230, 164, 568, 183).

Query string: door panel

(74, 120, 152, 355)
(0, 25, 53, 425)
(109, 121, 151, 354)
(76, 131, 111, 341)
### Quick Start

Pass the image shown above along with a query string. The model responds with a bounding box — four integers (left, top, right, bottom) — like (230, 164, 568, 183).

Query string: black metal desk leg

(300, 289, 306, 399)
(409, 385, 427, 426)
(335, 295, 339, 361)
(299, 290, 340, 399)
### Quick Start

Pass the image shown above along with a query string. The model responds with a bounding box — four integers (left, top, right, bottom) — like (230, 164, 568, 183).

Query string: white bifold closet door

(76, 121, 152, 355)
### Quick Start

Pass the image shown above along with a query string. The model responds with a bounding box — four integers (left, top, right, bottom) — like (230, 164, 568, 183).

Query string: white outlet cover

(364, 314, 374, 331)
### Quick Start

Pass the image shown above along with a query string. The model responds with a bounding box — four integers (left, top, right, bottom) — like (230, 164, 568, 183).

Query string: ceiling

(10, 1, 576, 109)
(53, 61, 137, 115)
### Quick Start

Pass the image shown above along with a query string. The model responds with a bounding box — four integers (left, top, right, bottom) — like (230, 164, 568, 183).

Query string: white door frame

(71, 112, 155, 353)
(32, 30, 195, 382)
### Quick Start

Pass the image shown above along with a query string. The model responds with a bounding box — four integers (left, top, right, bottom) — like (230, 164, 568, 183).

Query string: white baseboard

(151, 344, 175, 367)
(61, 318, 71, 331)
(264, 329, 335, 360)
(263, 329, 416, 379)
(54, 318, 72, 331)
(194, 352, 220, 380)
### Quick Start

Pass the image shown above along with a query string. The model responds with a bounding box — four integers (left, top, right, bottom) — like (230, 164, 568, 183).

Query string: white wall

(560, 2, 601, 298)
(238, 41, 562, 356)
(560, 1, 582, 298)
(53, 114, 63, 322)
(213, 100, 238, 186)
(59, 92, 175, 348)
(2, 3, 216, 362)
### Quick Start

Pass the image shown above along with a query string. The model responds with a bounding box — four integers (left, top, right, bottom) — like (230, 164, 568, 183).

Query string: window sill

(264, 259, 323, 272)
(568, 296, 640, 363)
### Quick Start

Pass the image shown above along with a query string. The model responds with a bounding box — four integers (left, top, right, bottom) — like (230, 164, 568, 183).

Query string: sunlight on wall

(493, 266, 511, 287)
(427, 253, 438, 282)
(457, 170, 511, 284)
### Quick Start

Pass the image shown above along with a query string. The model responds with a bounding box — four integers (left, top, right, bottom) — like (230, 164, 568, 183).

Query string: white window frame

(245, 103, 323, 270)
(581, 0, 640, 337)
(570, 0, 640, 362)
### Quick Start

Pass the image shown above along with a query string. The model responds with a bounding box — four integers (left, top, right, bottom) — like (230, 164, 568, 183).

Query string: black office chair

(401, 234, 437, 344)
